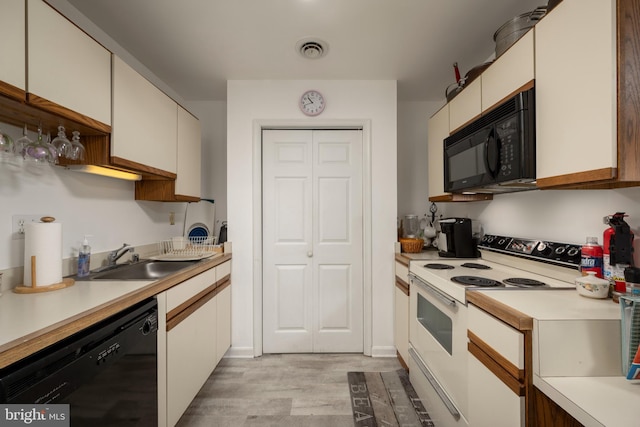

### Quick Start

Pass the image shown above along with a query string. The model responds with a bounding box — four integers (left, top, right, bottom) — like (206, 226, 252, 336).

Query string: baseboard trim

(224, 346, 255, 358)
(371, 346, 397, 358)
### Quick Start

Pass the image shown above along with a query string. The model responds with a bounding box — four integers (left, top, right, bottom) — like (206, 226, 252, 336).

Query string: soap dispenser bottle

(78, 235, 91, 277)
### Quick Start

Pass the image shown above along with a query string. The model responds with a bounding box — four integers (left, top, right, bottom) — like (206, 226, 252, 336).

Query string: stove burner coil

(460, 263, 491, 270)
(424, 263, 455, 270)
(503, 277, 548, 287)
(451, 276, 504, 287)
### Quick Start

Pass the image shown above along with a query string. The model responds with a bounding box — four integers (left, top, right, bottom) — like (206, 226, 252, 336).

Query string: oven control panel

(479, 234, 581, 267)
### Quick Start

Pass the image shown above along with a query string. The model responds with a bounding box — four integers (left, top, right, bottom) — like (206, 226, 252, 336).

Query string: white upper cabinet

(112, 56, 177, 175)
(427, 104, 450, 199)
(176, 106, 202, 198)
(481, 30, 534, 112)
(535, 0, 617, 185)
(0, 0, 26, 97)
(27, 0, 111, 126)
(449, 78, 481, 132)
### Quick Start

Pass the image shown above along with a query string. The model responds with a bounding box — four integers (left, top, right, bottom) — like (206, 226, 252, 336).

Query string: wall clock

(299, 90, 326, 116)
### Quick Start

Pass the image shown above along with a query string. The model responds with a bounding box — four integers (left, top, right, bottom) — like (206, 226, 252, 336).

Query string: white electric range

(407, 234, 582, 427)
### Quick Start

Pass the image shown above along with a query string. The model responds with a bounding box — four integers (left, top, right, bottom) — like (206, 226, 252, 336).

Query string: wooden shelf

(0, 92, 109, 138)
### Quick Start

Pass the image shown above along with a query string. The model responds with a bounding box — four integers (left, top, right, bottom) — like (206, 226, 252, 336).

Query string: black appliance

(0, 298, 158, 426)
(218, 221, 228, 244)
(479, 234, 582, 268)
(438, 218, 479, 258)
(444, 88, 536, 193)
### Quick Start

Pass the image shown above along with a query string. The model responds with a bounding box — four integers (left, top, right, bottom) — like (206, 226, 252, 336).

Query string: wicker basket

(399, 238, 424, 253)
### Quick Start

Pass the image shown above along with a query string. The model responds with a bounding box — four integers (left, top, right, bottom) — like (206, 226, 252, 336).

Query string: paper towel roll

(23, 221, 62, 287)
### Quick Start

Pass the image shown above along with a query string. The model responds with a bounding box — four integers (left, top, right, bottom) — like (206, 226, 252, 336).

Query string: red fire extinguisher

(603, 212, 635, 293)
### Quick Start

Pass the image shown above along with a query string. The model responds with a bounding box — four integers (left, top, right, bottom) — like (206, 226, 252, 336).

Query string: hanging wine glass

(51, 125, 72, 159)
(0, 128, 14, 159)
(24, 125, 56, 164)
(68, 130, 86, 161)
(44, 133, 58, 164)
(14, 124, 33, 159)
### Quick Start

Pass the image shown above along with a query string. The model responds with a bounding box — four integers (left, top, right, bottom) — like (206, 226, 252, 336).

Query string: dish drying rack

(153, 236, 220, 261)
(621, 295, 640, 375)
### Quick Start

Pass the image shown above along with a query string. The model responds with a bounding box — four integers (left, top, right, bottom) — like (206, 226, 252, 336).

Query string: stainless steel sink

(76, 260, 200, 281)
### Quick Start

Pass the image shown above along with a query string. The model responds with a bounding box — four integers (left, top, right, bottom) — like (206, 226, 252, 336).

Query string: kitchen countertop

(0, 253, 231, 369)
(468, 288, 619, 322)
(468, 289, 637, 427)
(395, 249, 441, 264)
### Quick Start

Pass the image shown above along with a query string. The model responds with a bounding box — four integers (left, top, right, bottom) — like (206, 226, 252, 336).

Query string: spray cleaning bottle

(78, 235, 92, 277)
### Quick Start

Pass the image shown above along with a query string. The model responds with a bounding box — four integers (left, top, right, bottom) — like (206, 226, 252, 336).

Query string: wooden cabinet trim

(0, 93, 109, 138)
(167, 274, 231, 328)
(396, 351, 408, 371)
(166, 283, 217, 331)
(394, 254, 410, 267)
(0, 81, 25, 102)
(536, 168, 617, 189)
(532, 386, 584, 426)
(395, 277, 409, 296)
(216, 277, 231, 293)
(468, 330, 524, 381)
(617, 0, 640, 183)
(111, 156, 177, 180)
(428, 193, 493, 202)
(27, 93, 111, 135)
(468, 340, 525, 396)
(135, 180, 200, 202)
(466, 292, 533, 330)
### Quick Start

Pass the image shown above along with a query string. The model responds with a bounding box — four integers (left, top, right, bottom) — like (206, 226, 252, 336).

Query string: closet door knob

(307, 251, 313, 257)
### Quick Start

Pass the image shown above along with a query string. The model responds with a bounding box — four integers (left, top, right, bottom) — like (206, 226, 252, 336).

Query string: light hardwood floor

(177, 353, 402, 427)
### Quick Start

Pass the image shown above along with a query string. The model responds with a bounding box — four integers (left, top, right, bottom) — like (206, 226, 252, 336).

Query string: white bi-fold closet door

(262, 129, 363, 353)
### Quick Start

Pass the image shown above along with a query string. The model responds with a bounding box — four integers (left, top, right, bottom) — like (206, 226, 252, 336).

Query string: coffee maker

(438, 218, 479, 258)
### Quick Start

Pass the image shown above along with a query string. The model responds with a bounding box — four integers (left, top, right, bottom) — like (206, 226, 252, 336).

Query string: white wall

(397, 101, 443, 220)
(441, 187, 640, 264)
(186, 101, 228, 238)
(0, 123, 184, 288)
(227, 80, 397, 357)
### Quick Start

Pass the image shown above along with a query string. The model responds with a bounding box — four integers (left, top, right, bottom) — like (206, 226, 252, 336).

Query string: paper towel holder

(14, 217, 75, 294)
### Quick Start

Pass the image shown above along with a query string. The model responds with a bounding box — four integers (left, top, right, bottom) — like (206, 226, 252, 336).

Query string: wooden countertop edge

(0, 253, 232, 369)
(395, 253, 410, 266)
(466, 290, 534, 331)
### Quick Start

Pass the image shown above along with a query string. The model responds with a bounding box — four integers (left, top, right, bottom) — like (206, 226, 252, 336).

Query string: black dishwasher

(0, 298, 158, 426)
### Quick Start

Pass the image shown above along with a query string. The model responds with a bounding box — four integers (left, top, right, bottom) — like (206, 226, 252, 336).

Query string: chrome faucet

(107, 243, 135, 266)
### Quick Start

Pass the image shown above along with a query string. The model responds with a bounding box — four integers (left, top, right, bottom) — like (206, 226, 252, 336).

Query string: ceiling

(62, 0, 546, 102)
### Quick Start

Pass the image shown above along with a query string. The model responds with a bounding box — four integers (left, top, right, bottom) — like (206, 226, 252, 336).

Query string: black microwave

(443, 88, 536, 193)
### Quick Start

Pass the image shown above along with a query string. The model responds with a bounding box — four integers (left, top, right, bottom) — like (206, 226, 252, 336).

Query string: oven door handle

(409, 347, 461, 420)
(410, 273, 457, 309)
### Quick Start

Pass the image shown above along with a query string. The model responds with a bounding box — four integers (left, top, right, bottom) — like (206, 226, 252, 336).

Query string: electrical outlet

(12, 215, 45, 239)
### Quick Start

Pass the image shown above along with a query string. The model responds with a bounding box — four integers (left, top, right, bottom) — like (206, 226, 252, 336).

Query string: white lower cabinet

(394, 284, 409, 365)
(394, 260, 409, 365)
(216, 283, 231, 363)
(467, 304, 525, 427)
(167, 295, 217, 426)
(157, 260, 232, 427)
(468, 352, 524, 427)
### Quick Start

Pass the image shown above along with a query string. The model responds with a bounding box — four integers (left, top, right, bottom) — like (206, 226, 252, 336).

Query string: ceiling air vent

(296, 38, 329, 59)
